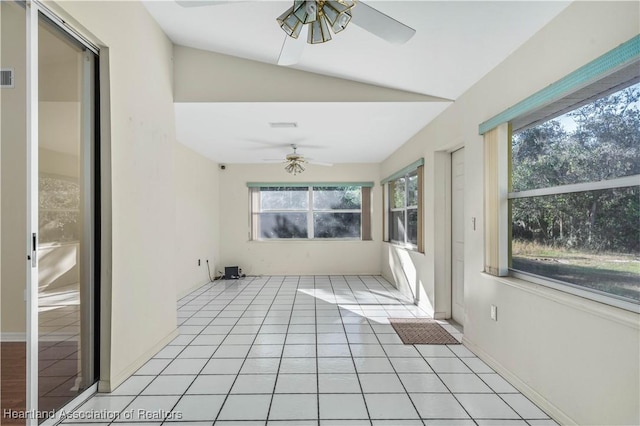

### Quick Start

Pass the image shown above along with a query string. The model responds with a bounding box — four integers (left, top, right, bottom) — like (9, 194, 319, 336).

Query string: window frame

(249, 183, 372, 241)
(382, 160, 424, 252)
(480, 36, 640, 312)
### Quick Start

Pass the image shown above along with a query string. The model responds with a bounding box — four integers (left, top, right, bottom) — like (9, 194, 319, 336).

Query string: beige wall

(380, 2, 640, 425)
(174, 142, 220, 298)
(1, 1, 27, 336)
(218, 163, 382, 275)
(53, 0, 179, 390)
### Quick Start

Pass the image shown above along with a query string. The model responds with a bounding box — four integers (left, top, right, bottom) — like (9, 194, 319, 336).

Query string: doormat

(389, 318, 460, 345)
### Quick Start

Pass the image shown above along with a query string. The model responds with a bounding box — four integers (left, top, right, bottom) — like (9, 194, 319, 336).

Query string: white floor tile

(478, 373, 519, 393)
(177, 345, 217, 359)
(358, 373, 405, 393)
(162, 358, 207, 375)
(398, 373, 448, 393)
(364, 393, 420, 419)
(319, 394, 369, 419)
(318, 374, 362, 393)
(217, 394, 272, 420)
(241, 357, 281, 374)
(283, 344, 316, 357)
(500, 394, 550, 419)
(279, 357, 317, 374)
(350, 344, 386, 357)
(248, 344, 284, 358)
(186, 374, 236, 394)
(231, 374, 277, 394)
(114, 395, 180, 422)
(415, 344, 457, 358)
(171, 395, 225, 421)
(212, 344, 252, 358)
(462, 357, 495, 373)
(318, 344, 352, 357)
(439, 373, 494, 393)
(135, 359, 170, 375)
(318, 357, 357, 374)
(110, 376, 155, 395)
(142, 375, 195, 395)
(353, 357, 395, 373)
(275, 373, 318, 393)
(425, 357, 472, 373)
(409, 393, 470, 419)
(455, 393, 520, 419)
(201, 358, 244, 375)
(390, 357, 434, 373)
(269, 394, 319, 420)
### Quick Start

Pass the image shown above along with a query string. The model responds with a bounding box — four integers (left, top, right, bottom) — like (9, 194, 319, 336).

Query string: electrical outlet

(490, 305, 498, 321)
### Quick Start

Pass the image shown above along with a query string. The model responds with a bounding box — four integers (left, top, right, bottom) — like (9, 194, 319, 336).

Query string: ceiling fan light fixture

(308, 13, 332, 44)
(277, 7, 304, 38)
(322, 0, 352, 33)
(285, 160, 305, 175)
(293, 0, 318, 24)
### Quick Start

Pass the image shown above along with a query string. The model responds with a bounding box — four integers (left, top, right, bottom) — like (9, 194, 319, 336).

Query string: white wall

(380, 2, 640, 425)
(218, 163, 382, 276)
(54, 0, 179, 390)
(0, 1, 27, 336)
(174, 142, 220, 298)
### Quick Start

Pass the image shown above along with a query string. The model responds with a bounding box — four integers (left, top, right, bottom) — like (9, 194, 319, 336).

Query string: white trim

(462, 336, 576, 426)
(40, 383, 98, 426)
(1, 332, 26, 342)
(508, 175, 640, 199)
(26, 3, 40, 422)
(486, 272, 640, 325)
(33, 0, 99, 54)
(509, 270, 639, 314)
(99, 329, 179, 393)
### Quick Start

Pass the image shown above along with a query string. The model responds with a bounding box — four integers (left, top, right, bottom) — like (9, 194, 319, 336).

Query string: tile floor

(64, 275, 557, 425)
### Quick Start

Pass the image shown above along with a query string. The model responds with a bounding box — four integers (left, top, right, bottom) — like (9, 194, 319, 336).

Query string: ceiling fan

(175, 0, 416, 66)
(264, 144, 333, 175)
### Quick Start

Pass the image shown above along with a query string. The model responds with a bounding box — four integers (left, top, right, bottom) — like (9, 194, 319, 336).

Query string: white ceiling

(144, 0, 571, 164)
(175, 102, 450, 163)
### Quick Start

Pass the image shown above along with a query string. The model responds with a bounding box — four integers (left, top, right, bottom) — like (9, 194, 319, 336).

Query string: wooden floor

(1, 342, 27, 425)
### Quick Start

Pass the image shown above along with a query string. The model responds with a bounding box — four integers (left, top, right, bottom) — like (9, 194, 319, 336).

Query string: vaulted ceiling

(143, 0, 570, 164)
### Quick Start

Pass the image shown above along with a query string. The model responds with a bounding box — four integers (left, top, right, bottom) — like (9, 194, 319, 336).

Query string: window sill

(383, 241, 423, 254)
(250, 239, 372, 243)
(482, 272, 639, 327)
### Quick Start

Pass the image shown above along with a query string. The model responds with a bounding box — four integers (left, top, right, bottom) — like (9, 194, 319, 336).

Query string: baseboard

(462, 336, 575, 426)
(99, 328, 179, 393)
(177, 279, 211, 299)
(433, 311, 448, 320)
(1, 332, 26, 342)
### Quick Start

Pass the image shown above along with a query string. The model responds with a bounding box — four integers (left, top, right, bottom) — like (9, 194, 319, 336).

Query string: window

(508, 82, 639, 305)
(382, 160, 423, 251)
(249, 184, 372, 240)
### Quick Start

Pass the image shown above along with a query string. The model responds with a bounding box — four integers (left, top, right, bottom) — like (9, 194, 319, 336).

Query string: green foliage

(511, 83, 640, 255)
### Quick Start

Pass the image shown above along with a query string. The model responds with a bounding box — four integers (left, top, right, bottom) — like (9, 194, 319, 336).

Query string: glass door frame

(24, 2, 100, 423)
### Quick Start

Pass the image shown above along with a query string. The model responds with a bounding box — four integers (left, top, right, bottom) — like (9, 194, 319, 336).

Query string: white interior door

(451, 148, 465, 325)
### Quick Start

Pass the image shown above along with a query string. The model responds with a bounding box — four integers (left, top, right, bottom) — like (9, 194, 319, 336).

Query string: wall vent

(1, 68, 15, 88)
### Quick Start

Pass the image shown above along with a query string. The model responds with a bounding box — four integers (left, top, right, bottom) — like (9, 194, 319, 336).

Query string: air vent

(1, 68, 14, 88)
(269, 122, 297, 128)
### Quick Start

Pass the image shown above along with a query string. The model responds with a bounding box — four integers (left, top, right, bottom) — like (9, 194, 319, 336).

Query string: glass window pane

(407, 208, 418, 245)
(390, 210, 406, 243)
(512, 83, 640, 192)
(390, 177, 406, 209)
(511, 186, 640, 302)
(260, 212, 308, 238)
(260, 187, 308, 210)
(407, 172, 418, 207)
(314, 212, 361, 238)
(313, 186, 361, 210)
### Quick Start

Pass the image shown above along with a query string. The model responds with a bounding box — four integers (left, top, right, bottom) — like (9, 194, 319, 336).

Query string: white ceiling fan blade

(277, 26, 308, 66)
(351, 2, 416, 44)
(175, 1, 235, 7)
(307, 159, 333, 167)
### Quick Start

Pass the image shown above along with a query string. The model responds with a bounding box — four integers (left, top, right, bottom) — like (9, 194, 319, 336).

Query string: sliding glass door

(1, 2, 99, 424)
(37, 12, 98, 416)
